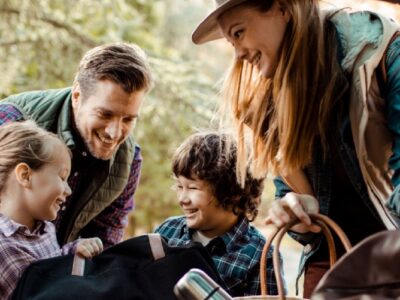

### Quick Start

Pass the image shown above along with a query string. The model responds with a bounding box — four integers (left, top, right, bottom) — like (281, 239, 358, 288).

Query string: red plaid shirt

(0, 214, 78, 299)
(0, 104, 142, 248)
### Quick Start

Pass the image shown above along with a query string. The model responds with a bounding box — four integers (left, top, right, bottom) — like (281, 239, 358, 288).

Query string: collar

(327, 9, 384, 73)
(0, 214, 49, 237)
(58, 92, 92, 157)
(57, 89, 77, 149)
(58, 89, 114, 167)
(180, 216, 250, 252)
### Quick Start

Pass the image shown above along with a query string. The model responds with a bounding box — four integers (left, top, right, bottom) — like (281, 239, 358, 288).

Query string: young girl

(0, 121, 103, 299)
(192, 0, 400, 296)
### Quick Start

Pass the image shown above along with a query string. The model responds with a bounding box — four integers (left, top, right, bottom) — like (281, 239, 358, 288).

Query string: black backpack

(12, 234, 225, 300)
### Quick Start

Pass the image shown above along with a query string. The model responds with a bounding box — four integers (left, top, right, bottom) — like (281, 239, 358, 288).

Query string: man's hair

(74, 42, 152, 99)
(0, 120, 71, 196)
(172, 132, 264, 221)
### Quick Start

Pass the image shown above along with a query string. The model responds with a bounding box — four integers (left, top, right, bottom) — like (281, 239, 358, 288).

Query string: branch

(0, 39, 37, 47)
(0, 7, 97, 48)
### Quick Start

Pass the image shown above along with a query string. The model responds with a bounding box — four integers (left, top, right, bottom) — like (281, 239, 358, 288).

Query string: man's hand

(76, 237, 104, 258)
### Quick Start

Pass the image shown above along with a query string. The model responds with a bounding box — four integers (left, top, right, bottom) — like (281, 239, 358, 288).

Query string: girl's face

(175, 176, 238, 238)
(217, 1, 289, 78)
(23, 143, 72, 224)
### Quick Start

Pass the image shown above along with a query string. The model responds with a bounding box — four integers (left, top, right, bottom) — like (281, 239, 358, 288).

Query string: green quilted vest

(2, 88, 136, 243)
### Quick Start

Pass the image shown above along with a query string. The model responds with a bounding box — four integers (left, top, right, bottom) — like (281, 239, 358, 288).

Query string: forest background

(0, 0, 398, 239)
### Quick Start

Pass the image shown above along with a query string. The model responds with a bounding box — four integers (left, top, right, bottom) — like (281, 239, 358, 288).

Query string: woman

(192, 0, 400, 297)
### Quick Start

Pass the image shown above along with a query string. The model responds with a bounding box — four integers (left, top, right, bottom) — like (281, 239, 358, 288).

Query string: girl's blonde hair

(220, 0, 348, 184)
(0, 120, 71, 195)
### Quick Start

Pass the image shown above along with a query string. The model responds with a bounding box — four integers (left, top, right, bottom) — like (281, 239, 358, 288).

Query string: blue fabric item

(273, 27, 400, 289)
(155, 216, 281, 297)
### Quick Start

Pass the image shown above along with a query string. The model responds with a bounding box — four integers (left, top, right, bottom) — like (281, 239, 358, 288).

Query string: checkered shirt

(155, 216, 279, 297)
(0, 214, 78, 299)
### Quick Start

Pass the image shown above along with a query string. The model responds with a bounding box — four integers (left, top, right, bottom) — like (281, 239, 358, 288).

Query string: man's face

(72, 79, 145, 160)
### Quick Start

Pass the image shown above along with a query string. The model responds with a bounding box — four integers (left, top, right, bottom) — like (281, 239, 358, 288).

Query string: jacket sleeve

(60, 239, 80, 255)
(273, 176, 292, 199)
(0, 104, 24, 124)
(385, 35, 400, 217)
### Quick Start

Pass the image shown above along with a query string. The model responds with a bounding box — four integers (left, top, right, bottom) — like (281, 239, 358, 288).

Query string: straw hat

(192, 0, 247, 44)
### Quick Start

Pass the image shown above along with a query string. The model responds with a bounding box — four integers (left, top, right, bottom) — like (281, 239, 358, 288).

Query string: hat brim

(192, 0, 247, 45)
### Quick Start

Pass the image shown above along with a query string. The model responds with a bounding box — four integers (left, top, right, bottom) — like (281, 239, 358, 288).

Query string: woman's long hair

(220, 0, 348, 184)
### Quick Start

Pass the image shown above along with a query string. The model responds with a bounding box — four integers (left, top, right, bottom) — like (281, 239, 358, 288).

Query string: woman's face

(217, 1, 289, 78)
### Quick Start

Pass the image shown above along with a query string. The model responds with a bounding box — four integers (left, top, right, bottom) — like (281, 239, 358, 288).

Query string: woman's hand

(265, 192, 321, 233)
(76, 237, 104, 258)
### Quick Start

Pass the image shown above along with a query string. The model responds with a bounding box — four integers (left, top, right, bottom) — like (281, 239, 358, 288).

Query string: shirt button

(82, 151, 87, 157)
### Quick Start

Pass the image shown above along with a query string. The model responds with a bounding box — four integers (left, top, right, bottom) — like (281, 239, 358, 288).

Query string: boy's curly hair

(172, 132, 264, 221)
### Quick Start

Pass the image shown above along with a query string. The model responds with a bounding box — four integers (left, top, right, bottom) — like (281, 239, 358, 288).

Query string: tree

(0, 0, 226, 235)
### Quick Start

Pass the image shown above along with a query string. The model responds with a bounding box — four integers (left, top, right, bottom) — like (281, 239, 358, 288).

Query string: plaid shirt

(0, 214, 78, 300)
(155, 216, 279, 297)
(0, 104, 142, 248)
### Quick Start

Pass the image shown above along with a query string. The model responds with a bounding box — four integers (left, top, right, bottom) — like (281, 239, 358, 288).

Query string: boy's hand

(76, 237, 103, 258)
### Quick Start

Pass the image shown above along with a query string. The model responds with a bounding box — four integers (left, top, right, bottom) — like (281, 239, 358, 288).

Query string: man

(0, 43, 152, 248)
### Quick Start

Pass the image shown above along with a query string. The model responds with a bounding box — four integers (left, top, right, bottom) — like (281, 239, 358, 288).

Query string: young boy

(155, 132, 279, 297)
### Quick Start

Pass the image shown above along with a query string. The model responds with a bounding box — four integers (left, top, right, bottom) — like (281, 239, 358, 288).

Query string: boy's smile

(175, 176, 238, 238)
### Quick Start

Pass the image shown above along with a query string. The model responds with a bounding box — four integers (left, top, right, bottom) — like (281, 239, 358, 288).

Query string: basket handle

(260, 213, 352, 298)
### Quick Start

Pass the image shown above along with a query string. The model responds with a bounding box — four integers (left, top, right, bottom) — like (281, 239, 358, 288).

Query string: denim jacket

(274, 10, 400, 281)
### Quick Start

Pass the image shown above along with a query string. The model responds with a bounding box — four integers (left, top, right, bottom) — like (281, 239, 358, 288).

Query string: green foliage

(0, 0, 168, 96)
(133, 56, 219, 234)
(0, 0, 228, 235)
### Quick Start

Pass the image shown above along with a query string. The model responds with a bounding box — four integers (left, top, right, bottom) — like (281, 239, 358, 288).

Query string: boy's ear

(14, 163, 32, 188)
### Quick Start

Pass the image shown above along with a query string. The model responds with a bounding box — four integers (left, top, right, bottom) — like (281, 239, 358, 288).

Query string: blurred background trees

(0, 0, 398, 236)
(0, 0, 230, 235)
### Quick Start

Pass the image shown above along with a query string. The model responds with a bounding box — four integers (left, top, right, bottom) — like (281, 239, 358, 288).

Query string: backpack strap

(148, 233, 166, 260)
(70, 234, 166, 276)
(72, 254, 85, 276)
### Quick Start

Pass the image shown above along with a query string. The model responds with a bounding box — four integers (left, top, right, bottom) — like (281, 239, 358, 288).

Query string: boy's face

(175, 176, 238, 238)
(23, 143, 72, 223)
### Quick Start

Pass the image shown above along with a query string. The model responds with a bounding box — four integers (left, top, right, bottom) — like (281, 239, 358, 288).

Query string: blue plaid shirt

(155, 216, 279, 297)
